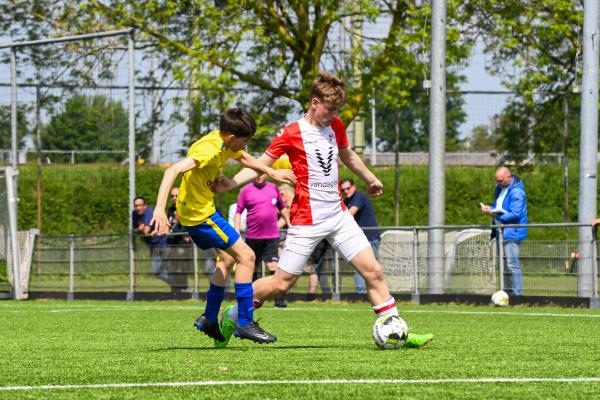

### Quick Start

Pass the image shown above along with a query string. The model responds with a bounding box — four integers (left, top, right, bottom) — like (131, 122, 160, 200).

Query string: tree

(468, 124, 495, 151)
(462, 1, 584, 161)
(366, 75, 467, 152)
(0, 105, 28, 150)
(42, 94, 129, 162)
(2, 1, 476, 154)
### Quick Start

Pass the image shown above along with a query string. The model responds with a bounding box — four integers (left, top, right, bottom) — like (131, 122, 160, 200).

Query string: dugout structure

(379, 228, 497, 294)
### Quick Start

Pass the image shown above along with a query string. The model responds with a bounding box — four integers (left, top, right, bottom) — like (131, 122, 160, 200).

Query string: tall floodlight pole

(128, 30, 136, 225)
(371, 91, 377, 165)
(351, 10, 365, 156)
(10, 47, 17, 170)
(127, 30, 136, 300)
(427, 0, 446, 294)
(578, 0, 599, 298)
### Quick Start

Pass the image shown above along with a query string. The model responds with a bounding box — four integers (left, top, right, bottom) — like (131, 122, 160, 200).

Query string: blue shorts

(185, 211, 240, 250)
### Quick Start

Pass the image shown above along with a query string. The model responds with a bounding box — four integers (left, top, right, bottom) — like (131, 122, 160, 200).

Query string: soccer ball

(372, 315, 409, 350)
(491, 290, 509, 306)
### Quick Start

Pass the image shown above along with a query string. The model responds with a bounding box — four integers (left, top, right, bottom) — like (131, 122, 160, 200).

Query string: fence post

(127, 233, 135, 301)
(67, 234, 75, 300)
(412, 227, 420, 304)
(333, 250, 340, 302)
(498, 226, 505, 291)
(591, 226, 599, 308)
(192, 245, 199, 300)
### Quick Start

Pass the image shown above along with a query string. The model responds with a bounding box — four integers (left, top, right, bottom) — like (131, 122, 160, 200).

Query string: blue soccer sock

(234, 282, 254, 327)
(204, 283, 225, 324)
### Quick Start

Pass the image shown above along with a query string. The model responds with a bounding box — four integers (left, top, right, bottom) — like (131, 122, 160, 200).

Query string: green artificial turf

(1, 300, 599, 399)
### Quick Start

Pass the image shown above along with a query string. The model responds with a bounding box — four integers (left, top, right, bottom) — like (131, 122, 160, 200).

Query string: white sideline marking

(2, 377, 600, 391)
(402, 310, 600, 318)
(2, 305, 600, 318)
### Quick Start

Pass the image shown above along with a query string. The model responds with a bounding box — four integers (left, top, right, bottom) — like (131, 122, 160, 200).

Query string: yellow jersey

(177, 130, 242, 226)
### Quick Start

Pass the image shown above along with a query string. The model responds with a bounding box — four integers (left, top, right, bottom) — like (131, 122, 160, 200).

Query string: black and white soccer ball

(372, 315, 409, 350)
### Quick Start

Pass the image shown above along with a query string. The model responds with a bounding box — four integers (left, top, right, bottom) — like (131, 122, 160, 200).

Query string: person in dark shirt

(166, 187, 193, 293)
(341, 178, 380, 294)
(132, 196, 170, 287)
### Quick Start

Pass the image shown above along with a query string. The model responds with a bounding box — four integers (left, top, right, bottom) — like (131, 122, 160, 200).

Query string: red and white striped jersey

(265, 116, 349, 225)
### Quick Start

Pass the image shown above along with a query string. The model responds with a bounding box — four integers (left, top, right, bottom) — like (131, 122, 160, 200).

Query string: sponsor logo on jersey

(315, 146, 334, 176)
(309, 180, 338, 189)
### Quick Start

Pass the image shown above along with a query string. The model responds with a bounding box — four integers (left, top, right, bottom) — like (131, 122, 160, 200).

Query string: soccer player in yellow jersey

(151, 108, 295, 344)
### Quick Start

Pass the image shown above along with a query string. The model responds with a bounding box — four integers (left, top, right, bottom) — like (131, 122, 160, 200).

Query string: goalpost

(379, 228, 496, 294)
(0, 167, 37, 299)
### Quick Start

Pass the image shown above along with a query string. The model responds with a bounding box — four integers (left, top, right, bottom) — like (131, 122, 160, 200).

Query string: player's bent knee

(362, 264, 385, 283)
(237, 252, 255, 267)
(274, 279, 293, 294)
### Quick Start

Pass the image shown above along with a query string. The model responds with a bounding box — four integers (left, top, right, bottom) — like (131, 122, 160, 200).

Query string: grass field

(1, 300, 600, 399)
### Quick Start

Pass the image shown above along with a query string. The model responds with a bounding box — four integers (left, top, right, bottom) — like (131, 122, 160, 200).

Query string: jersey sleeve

(331, 117, 349, 148)
(354, 193, 368, 211)
(186, 139, 220, 169)
(142, 208, 154, 226)
(265, 127, 291, 159)
(228, 148, 243, 160)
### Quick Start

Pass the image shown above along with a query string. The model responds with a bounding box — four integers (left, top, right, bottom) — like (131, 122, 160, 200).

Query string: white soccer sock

(227, 300, 263, 323)
(228, 304, 238, 322)
(372, 296, 399, 317)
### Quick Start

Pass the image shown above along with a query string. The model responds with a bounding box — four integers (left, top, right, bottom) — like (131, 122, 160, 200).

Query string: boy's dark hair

(133, 196, 146, 204)
(219, 108, 256, 138)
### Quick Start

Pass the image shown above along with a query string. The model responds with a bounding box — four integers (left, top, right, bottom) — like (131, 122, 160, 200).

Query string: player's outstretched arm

(338, 147, 383, 197)
(237, 152, 295, 185)
(212, 155, 272, 193)
(151, 157, 197, 235)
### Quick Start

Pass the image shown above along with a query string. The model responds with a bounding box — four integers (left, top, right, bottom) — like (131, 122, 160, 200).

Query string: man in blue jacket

(480, 166, 528, 296)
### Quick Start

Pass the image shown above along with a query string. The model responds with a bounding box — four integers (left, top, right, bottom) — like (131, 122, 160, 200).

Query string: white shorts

(278, 211, 371, 275)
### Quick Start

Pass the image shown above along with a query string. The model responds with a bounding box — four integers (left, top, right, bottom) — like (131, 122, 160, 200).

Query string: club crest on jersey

(328, 132, 334, 142)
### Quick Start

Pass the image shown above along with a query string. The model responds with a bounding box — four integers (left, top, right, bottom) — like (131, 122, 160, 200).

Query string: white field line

(1, 377, 600, 391)
(1, 305, 600, 318)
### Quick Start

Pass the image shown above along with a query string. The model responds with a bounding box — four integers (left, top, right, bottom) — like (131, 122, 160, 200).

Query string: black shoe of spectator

(274, 297, 287, 308)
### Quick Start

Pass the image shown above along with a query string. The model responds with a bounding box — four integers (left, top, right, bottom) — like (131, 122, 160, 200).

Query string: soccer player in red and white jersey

(213, 72, 433, 348)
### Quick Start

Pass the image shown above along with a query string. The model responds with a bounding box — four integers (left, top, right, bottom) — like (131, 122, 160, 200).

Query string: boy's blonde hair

(310, 71, 347, 108)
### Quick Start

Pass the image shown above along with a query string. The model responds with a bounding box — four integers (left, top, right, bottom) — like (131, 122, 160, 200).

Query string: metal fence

(20, 223, 599, 302)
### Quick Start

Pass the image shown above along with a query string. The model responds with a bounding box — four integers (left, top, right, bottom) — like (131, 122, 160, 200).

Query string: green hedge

(16, 163, 590, 238)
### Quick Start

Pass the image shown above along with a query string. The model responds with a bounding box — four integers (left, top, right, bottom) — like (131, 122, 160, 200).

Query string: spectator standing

(132, 196, 170, 287)
(340, 178, 381, 294)
(480, 166, 528, 296)
(166, 187, 193, 293)
(236, 174, 290, 307)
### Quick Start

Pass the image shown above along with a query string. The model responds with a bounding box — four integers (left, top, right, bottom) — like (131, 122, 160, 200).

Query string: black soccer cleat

(234, 320, 277, 344)
(194, 314, 225, 342)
